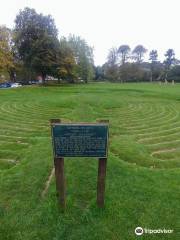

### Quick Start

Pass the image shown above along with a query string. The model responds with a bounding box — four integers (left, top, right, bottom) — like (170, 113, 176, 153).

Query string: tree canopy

(14, 7, 59, 81)
(1, 7, 180, 84)
(97, 45, 180, 83)
(132, 45, 147, 63)
(5, 7, 95, 83)
(67, 35, 94, 82)
(118, 45, 131, 65)
(0, 26, 14, 74)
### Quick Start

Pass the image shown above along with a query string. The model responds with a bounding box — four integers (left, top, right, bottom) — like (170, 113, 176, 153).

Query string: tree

(0, 25, 14, 80)
(149, 50, 158, 63)
(94, 66, 105, 81)
(67, 35, 94, 83)
(119, 63, 148, 82)
(107, 47, 118, 66)
(55, 37, 76, 82)
(168, 65, 180, 82)
(132, 45, 147, 63)
(149, 50, 158, 81)
(31, 35, 61, 80)
(163, 49, 176, 81)
(118, 45, 130, 65)
(14, 7, 59, 82)
(105, 48, 119, 81)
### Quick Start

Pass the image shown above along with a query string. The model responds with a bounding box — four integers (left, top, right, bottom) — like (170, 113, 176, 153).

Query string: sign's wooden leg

(97, 158, 107, 208)
(54, 157, 66, 209)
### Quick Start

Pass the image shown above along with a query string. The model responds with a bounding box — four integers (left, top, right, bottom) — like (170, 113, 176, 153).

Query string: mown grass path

(0, 83, 179, 240)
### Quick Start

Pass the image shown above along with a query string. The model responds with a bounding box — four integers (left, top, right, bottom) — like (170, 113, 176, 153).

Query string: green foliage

(163, 49, 176, 81)
(0, 25, 14, 78)
(132, 45, 147, 63)
(107, 47, 118, 65)
(105, 48, 119, 82)
(168, 65, 180, 81)
(2, 6, 180, 84)
(149, 50, 158, 63)
(119, 63, 148, 82)
(56, 37, 76, 82)
(118, 45, 131, 64)
(94, 66, 105, 81)
(105, 46, 150, 82)
(67, 35, 95, 83)
(103, 45, 180, 82)
(13, 10, 95, 83)
(164, 49, 176, 69)
(14, 7, 59, 81)
(149, 50, 159, 81)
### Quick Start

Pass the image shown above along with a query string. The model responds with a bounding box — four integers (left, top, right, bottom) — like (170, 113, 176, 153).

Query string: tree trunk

(42, 73, 46, 84)
(164, 72, 168, 82)
(150, 70, 153, 82)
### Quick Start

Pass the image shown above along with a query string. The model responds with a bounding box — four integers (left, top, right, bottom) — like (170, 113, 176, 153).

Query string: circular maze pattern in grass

(0, 99, 72, 171)
(109, 99, 180, 169)
(0, 86, 180, 171)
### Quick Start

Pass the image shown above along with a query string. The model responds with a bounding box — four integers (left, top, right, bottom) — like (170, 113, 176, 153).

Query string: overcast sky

(0, 0, 180, 65)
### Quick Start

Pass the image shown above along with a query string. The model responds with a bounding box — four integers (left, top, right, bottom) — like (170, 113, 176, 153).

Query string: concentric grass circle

(0, 85, 180, 170)
(109, 100, 180, 169)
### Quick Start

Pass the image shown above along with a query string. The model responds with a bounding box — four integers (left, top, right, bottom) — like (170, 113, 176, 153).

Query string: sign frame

(51, 122, 109, 158)
(50, 119, 109, 209)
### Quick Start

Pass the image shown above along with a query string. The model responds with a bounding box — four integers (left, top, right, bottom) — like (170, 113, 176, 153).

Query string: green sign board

(51, 123, 109, 157)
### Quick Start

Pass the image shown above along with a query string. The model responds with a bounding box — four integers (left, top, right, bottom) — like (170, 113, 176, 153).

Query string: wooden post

(97, 158, 107, 207)
(50, 119, 66, 209)
(54, 157, 66, 209)
(97, 119, 109, 208)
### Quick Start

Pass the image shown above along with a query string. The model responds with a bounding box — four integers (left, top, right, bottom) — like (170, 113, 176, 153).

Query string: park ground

(0, 83, 180, 240)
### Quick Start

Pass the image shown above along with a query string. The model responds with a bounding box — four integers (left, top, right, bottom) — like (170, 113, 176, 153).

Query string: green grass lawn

(0, 83, 179, 240)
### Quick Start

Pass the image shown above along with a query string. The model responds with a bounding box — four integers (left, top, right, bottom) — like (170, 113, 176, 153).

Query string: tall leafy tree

(164, 49, 176, 81)
(14, 7, 59, 82)
(119, 63, 146, 82)
(149, 50, 158, 81)
(132, 45, 147, 63)
(55, 37, 76, 82)
(105, 48, 119, 81)
(94, 66, 105, 81)
(107, 47, 118, 65)
(149, 50, 158, 62)
(168, 65, 180, 82)
(118, 45, 131, 65)
(67, 35, 94, 83)
(0, 25, 14, 80)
